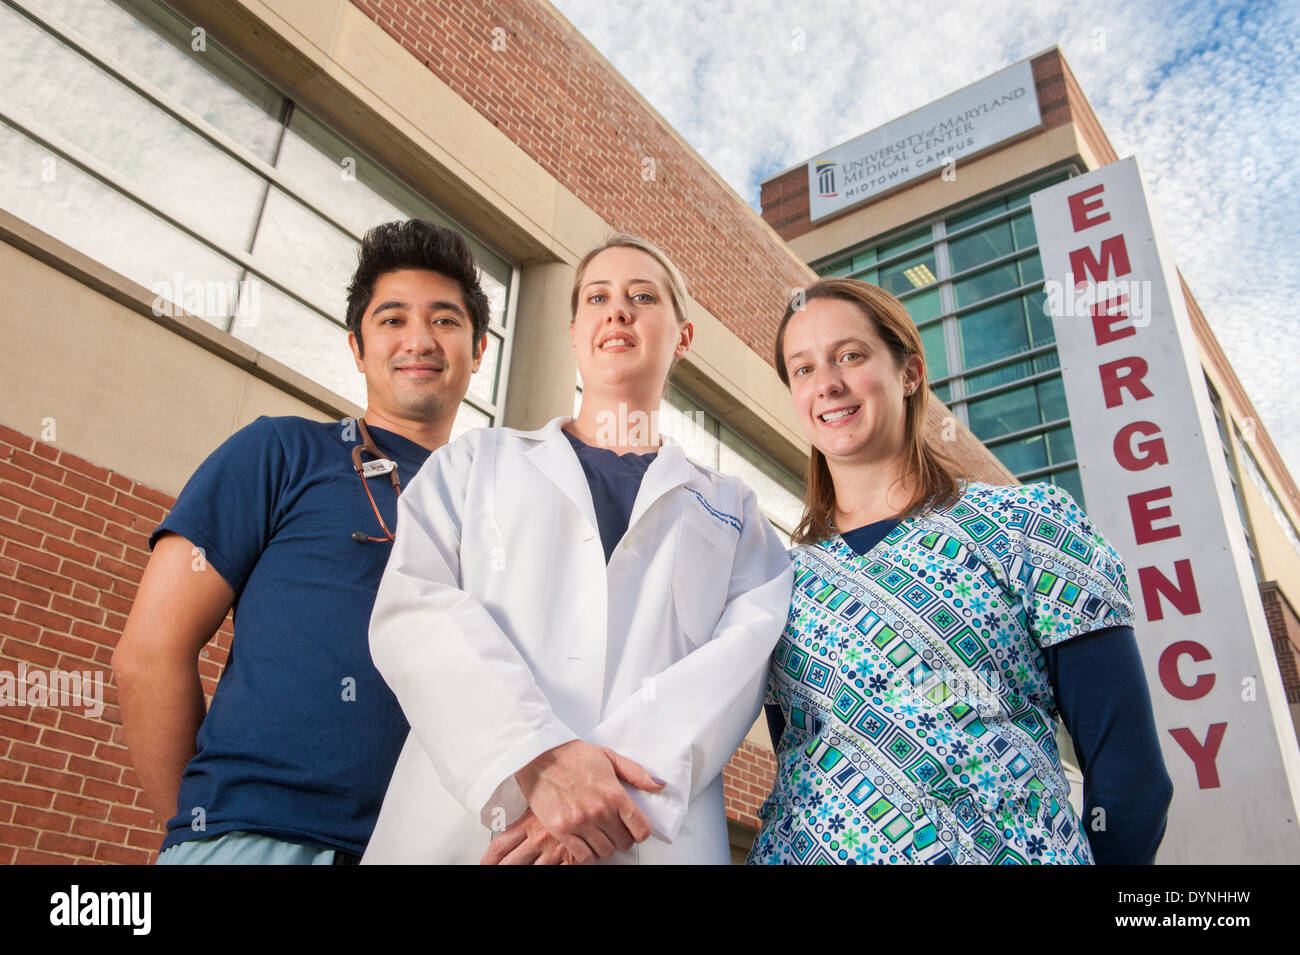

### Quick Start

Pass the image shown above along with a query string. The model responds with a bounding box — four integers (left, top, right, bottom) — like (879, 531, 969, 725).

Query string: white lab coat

(361, 416, 793, 864)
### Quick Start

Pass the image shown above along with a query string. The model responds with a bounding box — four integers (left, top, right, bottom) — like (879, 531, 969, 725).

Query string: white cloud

(554, 0, 1300, 480)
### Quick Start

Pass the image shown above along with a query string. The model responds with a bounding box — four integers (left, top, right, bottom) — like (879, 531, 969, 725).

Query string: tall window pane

(967, 384, 1038, 441)
(959, 298, 1027, 368)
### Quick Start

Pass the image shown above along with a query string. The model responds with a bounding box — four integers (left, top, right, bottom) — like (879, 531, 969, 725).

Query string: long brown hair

(774, 278, 961, 545)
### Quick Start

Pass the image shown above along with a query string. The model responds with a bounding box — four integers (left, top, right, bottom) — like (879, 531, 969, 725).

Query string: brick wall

(0, 424, 230, 864)
(723, 739, 778, 832)
(759, 49, 1119, 243)
(348, 0, 814, 367)
(1261, 583, 1300, 705)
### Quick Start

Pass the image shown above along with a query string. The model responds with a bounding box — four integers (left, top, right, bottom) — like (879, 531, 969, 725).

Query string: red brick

(0, 425, 35, 452)
(53, 503, 105, 534)
(0, 714, 42, 744)
(85, 498, 134, 527)
(72, 527, 123, 557)
(31, 442, 59, 463)
(72, 817, 129, 843)
(68, 755, 121, 784)
(24, 765, 84, 794)
(103, 521, 150, 554)
(20, 507, 76, 540)
(125, 825, 164, 850)
(0, 458, 34, 486)
(12, 805, 72, 832)
(0, 846, 13, 865)
(94, 842, 154, 864)
(81, 777, 135, 805)
(1, 635, 58, 664)
(57, 710, 115, 742)
(0, 574, 52, 607)
(0, 780, 54, 808)
(108, 803, 162, 830)
(16, 848, 76, 864)
(0, 517, 43, 548)
(61, 561, 114, 592)
(9, 742, 69, 771)
(57, 450, 110, 484)
(39, 727, 98, 758)
(0, 821, 39, 848)
(37, 831, 96, 857)
(10, 449, 64, 483)
(2, 539, 61, 572)
(94, 740, 133, 768)
(31, 475, 85, 509)
(53, 792, 112, 821)
(15, 563, 75, 596)
(131, 484, 174, 510)
(49, 596, 106, 628)
(91, 549, 140, 581)
(73, 622, 120, 650)
(108, 472, 134, 493)
(114, 492, 166, 524)
(15, 602, 74, 632)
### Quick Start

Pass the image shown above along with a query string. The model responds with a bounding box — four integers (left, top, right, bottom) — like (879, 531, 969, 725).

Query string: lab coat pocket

(671, 506, 736, 647)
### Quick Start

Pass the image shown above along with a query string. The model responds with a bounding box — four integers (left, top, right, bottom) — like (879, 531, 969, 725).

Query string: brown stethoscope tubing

(351, 418, 402, 543)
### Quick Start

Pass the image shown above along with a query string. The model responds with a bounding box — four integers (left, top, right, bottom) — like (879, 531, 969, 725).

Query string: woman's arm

(1046, 625, 1174, 864)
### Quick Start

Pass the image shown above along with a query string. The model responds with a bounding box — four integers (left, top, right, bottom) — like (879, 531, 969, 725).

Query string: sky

(552, 0, 1300, 478)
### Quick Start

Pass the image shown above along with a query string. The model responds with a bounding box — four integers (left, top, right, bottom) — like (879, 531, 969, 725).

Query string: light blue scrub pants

(156, 830, 342, 864)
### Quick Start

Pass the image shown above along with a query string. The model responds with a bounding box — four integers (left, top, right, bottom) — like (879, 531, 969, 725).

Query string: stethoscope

(350, 418, 401, 544)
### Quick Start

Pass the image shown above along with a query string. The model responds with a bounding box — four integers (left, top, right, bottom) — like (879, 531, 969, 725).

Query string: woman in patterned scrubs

(749, 278, 1172, 865)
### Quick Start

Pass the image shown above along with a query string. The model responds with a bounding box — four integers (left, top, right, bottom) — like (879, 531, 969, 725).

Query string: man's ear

(348, 330, 364, 372)
(473, 333, 487, 372)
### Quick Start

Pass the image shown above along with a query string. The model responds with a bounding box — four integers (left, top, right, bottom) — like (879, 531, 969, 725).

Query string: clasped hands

(479, 739, 665, 865)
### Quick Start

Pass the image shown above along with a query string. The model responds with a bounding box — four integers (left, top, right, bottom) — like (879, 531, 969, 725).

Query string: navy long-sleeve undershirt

(765, 517, 1173, 864)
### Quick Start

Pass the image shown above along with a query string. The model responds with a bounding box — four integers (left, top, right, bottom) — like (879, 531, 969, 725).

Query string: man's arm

(113, 532, 235, 824)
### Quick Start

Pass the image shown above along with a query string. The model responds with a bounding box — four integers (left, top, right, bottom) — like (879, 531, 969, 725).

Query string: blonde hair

(774, 278, 962, 545)
(570, 234, 690, 324)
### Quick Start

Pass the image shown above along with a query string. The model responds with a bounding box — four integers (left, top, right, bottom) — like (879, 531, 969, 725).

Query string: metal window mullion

(230, 100, 295, 333)
(949, 279, 1046, 320)
(983, 415, 1072, 448)
(487, 264, 521, 424)
(941, 343, 1060, 391)
(930, 220, 965, 425)
(0, 105, 342, 325)
(10, 0, 366, 247)
(947, 244, 1039, 285)
(1017, 461, 1076, 482)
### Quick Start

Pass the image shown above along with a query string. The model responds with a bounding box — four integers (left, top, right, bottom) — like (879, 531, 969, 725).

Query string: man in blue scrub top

(113, 220, 491, 864)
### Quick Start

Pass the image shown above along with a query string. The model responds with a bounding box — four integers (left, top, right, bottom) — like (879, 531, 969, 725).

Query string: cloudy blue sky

(553, 0, 1300, 477)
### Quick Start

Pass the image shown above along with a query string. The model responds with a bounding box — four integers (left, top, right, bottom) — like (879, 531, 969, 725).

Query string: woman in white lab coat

(362, 235, 794, 864)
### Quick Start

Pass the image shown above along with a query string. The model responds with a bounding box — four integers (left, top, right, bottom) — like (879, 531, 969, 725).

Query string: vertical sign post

(1031, 157, 1300, 863)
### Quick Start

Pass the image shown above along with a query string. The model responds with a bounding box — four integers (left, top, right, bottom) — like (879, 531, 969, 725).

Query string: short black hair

(345, 220, 491, 356)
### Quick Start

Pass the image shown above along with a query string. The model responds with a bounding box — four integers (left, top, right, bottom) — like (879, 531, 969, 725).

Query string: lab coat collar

(514, 416, 696, 535)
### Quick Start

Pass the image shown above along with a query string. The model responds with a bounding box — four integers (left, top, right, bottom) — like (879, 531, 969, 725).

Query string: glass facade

(0, 0, 514, 436)
(816, 172, 1084, 504)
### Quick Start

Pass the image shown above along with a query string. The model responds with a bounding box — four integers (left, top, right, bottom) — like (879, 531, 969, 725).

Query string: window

(0, 0, 514, 435)
(813, 170, 1082, 503)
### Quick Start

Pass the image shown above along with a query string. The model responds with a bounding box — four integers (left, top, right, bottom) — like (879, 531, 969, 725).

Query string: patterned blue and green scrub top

(748, 482, 1134, 865)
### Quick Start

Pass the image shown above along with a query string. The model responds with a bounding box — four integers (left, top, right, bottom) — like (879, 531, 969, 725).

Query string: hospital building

(1, 0, 1298, 863)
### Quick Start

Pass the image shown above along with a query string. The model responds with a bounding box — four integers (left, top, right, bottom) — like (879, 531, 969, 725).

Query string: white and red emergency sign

(1030, 157, 1300, 863)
